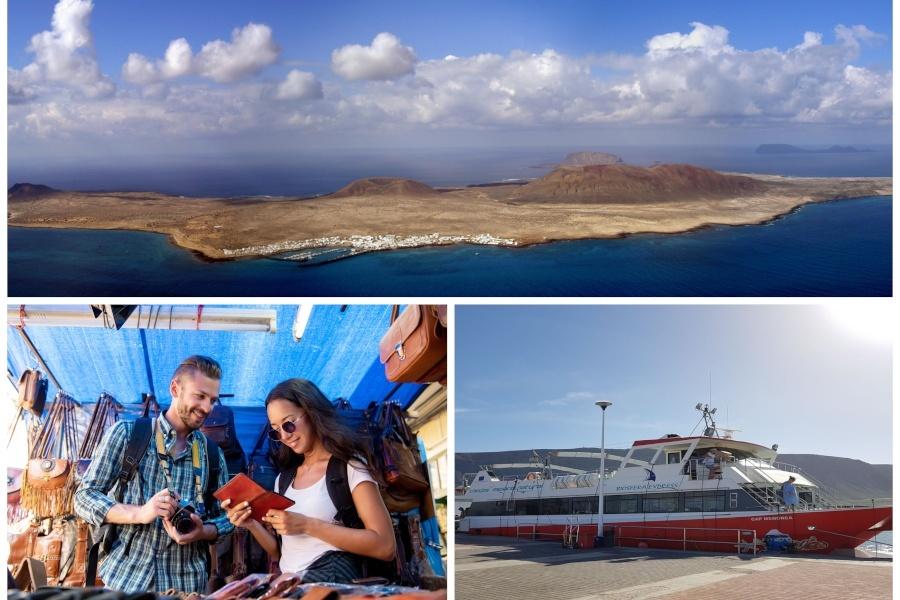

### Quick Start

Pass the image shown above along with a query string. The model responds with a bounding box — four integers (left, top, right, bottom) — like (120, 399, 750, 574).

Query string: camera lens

(174, 505, 196, 534)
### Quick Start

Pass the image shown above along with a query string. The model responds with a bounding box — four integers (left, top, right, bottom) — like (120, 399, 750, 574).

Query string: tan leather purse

(26, 458, 72, 489)
(379, 305, 447, 384)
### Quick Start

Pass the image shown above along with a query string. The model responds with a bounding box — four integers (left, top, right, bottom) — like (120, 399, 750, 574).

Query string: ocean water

(8, 195, 891, 297)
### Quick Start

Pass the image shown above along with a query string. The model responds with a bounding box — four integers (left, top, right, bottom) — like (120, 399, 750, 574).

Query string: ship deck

(456, 535, 890, 600)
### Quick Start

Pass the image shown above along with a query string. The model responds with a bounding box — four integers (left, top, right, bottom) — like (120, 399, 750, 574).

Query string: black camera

(171, 502, 197, 534)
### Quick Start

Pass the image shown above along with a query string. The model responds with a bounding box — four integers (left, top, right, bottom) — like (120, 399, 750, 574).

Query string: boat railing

(614, 525, 758, 556)
(772, 461, 803, 473)
(514, 523, 566, 543)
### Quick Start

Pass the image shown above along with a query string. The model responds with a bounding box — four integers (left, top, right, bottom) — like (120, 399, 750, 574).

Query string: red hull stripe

(464, 507, 891, 555)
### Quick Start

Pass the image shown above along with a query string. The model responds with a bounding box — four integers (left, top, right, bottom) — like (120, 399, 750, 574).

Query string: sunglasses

(267, 415, 304, 441)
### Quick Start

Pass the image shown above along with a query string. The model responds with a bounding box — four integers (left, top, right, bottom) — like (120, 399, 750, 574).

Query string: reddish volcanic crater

(513, 163, 767, 203)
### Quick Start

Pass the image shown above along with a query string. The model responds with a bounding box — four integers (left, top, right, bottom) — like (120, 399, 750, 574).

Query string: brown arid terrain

(7, 164, 892, 261)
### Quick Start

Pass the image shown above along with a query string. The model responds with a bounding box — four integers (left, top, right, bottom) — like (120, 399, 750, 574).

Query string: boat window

(666, 451, 682, 464)
(571, 496, 599, 514)
(642, 493, 679, 513)
(684, 491, 725, 512)
(729, 492, 738, 509)
(605, 494, 641, 514)
(540, 497, 571, 515)
(515, 499, 540, 515)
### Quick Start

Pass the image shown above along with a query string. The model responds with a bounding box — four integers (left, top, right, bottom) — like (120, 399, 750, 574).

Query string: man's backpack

(85, 418, 223, 586)
(200, 404, 247, 478)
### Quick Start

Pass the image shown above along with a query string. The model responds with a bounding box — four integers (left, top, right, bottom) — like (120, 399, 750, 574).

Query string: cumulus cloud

(195, 23, 280, 83)
(276, 70, 324, 100)
(328, 22, 890, 130)
(331, 32, 417, 81)
(14, 0, 114, 99)
(123, 24, 279, 86)
(646, 22, 732, 57)
(10, 18, 891, 142)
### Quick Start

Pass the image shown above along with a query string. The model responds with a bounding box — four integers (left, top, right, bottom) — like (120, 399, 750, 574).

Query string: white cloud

(10, 19, 891, 142)
(540, 391, 597, 406)
(8, 68, 40, 105)
(18, 0, 115, 99)
(195, 23, 280, 83)
(646, 22, 732, 57)
(123, 24, 279, 86)
(331, 32, 417, 81)
(122, 53, 159, 86)
(276, 70, 324, 100)
(161, 38, 194, 78)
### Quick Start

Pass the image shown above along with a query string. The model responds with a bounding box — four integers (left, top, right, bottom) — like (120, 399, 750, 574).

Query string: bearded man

(75, 355, 234, 593)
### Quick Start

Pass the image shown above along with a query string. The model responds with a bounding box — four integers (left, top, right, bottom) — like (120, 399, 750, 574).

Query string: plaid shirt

(74, 415, 234, 593)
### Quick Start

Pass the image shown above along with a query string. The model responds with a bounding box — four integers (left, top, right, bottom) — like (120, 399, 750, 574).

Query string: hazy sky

(7, 0, 892, 167)
(456, 305, 893, 464)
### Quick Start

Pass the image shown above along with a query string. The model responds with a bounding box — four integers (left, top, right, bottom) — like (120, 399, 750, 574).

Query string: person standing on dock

(781, 476, 799, 512)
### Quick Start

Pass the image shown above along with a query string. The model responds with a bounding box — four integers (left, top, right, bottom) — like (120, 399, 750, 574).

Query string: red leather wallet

(213, 473, 295, 521)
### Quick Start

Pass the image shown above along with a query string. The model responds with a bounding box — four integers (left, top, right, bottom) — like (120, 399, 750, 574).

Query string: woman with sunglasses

(220, 378, 395, 582)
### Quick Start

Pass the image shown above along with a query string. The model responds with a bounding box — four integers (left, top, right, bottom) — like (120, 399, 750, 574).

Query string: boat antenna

(695, 403, 720, 438)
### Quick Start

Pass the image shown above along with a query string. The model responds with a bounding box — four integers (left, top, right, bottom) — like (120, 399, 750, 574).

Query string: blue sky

(8, 1, 893, 166)
(455, 305, 893, 464)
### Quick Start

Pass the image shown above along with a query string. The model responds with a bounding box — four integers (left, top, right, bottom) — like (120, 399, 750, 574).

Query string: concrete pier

(456, 535, 891, 600)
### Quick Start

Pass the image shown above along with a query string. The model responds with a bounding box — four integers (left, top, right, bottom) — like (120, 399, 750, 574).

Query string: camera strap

(154, 420, 206, 515)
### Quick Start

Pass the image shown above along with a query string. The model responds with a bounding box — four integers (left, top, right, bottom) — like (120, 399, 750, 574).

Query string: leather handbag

(8, 524, 38, 569)
(379, 306, 447, 384)
(26, 459, 72, 489)
(21, 391, 79, 518)
(33, 529, 64, 585)
(378, 403, 429, 496)
(381, 439, 428, 493)
(18, 369, 48, 417)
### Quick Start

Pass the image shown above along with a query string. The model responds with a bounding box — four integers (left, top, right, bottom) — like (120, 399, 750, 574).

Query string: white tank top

(276, 460, 375, 573)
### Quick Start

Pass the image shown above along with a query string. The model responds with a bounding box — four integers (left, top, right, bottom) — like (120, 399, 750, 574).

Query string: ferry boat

(457, 405, 891, 554)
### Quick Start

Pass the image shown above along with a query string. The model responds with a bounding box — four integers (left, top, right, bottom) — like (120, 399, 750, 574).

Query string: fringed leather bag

(21, 391, 79, 519)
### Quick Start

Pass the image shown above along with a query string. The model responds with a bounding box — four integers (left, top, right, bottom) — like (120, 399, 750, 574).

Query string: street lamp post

(595, 400, 612, 547)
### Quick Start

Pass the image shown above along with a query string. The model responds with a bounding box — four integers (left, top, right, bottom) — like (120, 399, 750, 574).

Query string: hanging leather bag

(18, 369, 49, 417)
(379, 403, 429, 494)
(379, 306, 447, 384)
(21, 391, 79, 518)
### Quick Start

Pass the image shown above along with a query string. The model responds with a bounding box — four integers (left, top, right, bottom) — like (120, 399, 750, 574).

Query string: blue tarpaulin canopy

(7, 304, 424, 449)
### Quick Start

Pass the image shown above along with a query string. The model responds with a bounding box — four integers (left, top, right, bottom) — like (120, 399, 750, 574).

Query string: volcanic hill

(329, 177, 439, 198)
(8, 183, 60, 201)
(511, 163, 767, 203)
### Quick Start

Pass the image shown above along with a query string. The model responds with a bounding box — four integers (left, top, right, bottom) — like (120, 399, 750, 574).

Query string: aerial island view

(7, 155, 892, 261)
(7, 1, 892, 296)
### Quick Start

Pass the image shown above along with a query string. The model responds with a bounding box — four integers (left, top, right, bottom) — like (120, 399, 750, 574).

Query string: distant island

(7, 160, 892, 262)
(756, 144, 873, 155)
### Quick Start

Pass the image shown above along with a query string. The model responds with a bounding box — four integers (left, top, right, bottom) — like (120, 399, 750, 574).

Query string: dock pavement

(455, 535, 891, 600)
